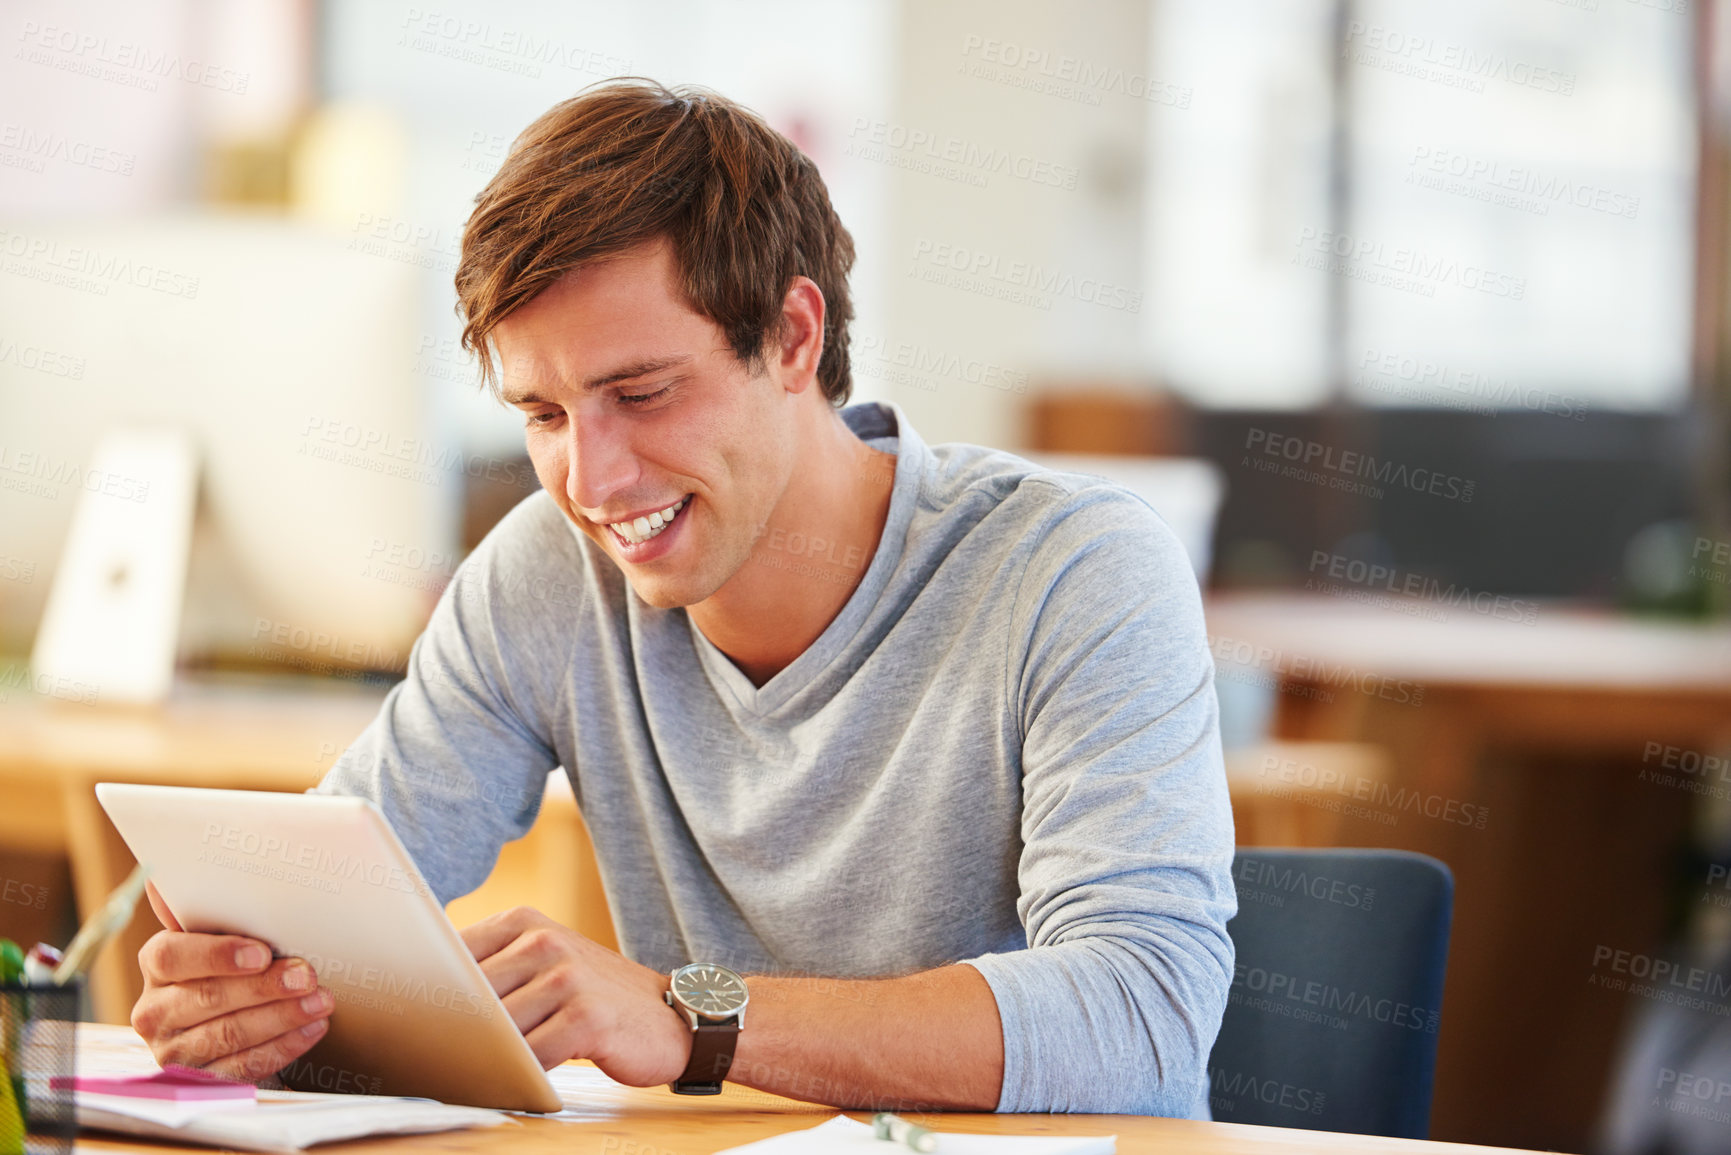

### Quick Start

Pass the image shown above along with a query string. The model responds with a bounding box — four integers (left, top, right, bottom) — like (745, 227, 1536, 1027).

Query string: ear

(776, 277, 826, 396)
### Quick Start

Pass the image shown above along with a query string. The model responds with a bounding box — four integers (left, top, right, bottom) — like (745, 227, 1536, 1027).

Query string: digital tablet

(96, 783, 563, 1113)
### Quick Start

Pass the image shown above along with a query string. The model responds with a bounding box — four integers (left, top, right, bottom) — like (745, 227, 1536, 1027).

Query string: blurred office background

(3, 0, 1730, 1151)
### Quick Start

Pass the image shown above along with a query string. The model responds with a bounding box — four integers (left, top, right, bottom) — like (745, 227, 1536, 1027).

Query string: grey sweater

(316, 401, 1236, 1116)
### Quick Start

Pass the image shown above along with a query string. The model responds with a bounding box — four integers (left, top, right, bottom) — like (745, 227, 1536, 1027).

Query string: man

(130, 80, 1236, 1116)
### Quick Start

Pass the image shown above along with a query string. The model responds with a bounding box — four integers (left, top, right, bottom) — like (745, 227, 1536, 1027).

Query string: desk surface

(1206, 592, 1731, 691)
(0, 672, 387, 780)
(69, 1025, 1543, 1155)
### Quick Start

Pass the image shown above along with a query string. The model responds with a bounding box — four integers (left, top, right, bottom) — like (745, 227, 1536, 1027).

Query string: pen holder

(0, 982, 79, 1155)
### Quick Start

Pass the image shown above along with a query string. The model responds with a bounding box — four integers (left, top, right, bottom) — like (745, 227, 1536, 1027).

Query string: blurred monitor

(0, 215, 461, 676)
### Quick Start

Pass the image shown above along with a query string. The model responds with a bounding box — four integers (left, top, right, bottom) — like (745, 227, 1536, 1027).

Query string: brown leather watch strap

(673, 1020, 738, 1094)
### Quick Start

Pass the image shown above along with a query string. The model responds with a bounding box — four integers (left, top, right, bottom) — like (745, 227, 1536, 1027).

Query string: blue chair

(1207, 848, 1454, 1139)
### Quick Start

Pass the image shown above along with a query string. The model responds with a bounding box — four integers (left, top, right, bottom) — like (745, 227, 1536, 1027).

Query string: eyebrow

(502, 354, 696, 405)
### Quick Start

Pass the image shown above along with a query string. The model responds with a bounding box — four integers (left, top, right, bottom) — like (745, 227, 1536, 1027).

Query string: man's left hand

(461, 907, 691, 1085)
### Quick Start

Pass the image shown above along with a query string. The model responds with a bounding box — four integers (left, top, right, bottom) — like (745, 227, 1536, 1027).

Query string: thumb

(145, 881, 183, 933)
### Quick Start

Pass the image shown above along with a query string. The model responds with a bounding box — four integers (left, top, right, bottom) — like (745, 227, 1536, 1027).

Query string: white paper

(75, 1090, 257, 1126)
(714, 1114, 1116, 1155)
(75, 1022, 163, 1077)
(65, 1028, 509, 1155)
(531, 1062, 638, 1120)
(74, 1088, 509, 1154)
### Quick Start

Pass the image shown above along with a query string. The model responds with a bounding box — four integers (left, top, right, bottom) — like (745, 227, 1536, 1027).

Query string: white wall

(879, 0, 1155, 449)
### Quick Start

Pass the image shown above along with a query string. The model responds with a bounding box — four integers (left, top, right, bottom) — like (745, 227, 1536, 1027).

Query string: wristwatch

(664, 963, 749, 1095)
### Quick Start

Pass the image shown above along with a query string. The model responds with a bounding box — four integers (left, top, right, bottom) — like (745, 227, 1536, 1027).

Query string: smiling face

(491, 241, 806, 610)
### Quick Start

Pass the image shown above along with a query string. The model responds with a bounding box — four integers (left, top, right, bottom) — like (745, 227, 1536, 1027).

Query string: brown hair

(455, 78, 855, 405)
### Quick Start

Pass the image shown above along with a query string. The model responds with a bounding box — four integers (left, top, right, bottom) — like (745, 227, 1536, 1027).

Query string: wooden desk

(1205, 593, 1731, 1153)
(69, 1023, 1547, 1155)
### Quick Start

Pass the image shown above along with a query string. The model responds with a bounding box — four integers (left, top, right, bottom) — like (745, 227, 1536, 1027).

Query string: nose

(564, 408, 640, 514)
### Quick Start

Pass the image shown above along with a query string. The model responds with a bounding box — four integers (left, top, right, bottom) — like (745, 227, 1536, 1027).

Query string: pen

(52, 862, 150, 985)
(873, 1111, 937, 1153)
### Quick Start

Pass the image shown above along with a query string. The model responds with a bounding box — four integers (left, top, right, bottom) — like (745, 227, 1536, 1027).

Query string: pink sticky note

(52, 1066, 257, 1101)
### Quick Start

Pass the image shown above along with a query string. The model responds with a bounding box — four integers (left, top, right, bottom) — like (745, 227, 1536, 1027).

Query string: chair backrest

(1208, 848, 1454, 1139)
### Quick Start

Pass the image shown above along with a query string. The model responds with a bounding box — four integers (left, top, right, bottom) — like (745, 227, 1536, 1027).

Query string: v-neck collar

(685, 401, 924, 717)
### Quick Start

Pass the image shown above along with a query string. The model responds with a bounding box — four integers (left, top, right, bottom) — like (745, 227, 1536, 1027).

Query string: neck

(686, 406, 896, 688)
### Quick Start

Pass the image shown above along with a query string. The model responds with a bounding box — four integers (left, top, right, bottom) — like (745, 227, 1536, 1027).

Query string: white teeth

(608, 497, 688, 546)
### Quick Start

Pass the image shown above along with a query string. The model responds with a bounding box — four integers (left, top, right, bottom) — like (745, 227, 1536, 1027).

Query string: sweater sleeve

(314, 494, 578, 905)
(960, 480, 1237, 1116)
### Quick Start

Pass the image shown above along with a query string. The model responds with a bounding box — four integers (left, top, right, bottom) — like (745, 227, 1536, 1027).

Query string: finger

(459, 906, 544, 963)
(139, 930, 275, 985)
(520, 993, 591, 1070)
(476, 943, 540, 1001)
(475, 924, 577, 1000)
(157, 989, 334, 1073)
(201, 1018, 331, 1085)
(498, 967, 577, 1043)
(145, 882, 182, 933)
(153, 958, 321, 1035)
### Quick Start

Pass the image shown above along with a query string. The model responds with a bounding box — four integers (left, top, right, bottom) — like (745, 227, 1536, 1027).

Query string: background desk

(1206, 593, 1731, 1152)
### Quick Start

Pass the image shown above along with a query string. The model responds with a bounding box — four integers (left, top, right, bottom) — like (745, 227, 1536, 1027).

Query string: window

(1145, 0, 1696, 413)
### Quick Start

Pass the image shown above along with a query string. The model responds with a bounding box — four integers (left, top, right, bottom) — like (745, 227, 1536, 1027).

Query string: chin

(629, 578, 702, 610)
(624, 561, 733, 610)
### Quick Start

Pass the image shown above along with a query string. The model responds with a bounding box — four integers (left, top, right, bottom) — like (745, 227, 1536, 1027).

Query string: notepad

(54, 1065, 257, 1102)
(715, 1115, 1116, 1155)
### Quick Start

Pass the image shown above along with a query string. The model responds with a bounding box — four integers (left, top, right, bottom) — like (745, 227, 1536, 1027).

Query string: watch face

(672, 964, 748, 1017)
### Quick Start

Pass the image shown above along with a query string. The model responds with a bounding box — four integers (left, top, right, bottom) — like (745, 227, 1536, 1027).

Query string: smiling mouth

(605, 496, 689, 546)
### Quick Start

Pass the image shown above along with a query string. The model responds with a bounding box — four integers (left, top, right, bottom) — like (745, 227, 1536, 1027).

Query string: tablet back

(96, 783, 563, 1112)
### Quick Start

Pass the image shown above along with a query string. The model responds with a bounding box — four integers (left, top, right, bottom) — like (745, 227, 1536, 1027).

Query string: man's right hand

(130, 882, 334, 1082)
